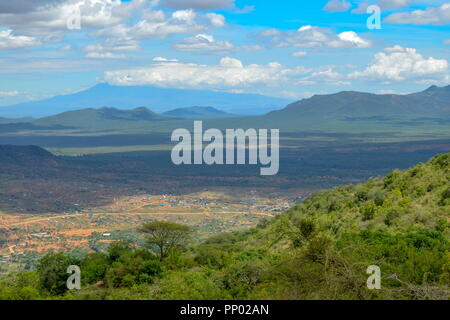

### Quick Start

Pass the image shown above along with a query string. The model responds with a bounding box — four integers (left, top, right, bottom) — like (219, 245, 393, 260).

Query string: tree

(36, 252, 80, 295)
(140, 221, 192, 261)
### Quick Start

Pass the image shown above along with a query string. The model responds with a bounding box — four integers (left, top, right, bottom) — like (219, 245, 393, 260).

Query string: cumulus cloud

(0, 29, 41, 50)
(350, 46, 449, 82)
(385, 3, 450, 25)
(205, 13, 226, 27)
(0, 0, 146, 35)
(158, 0, 235, 10)
(260, 26, 371, 48)
(323, 0, 352, 12)
(0, 0, 65, 14)
(352, 0, 413, 13)
(296, 68, 349, 86)
(379, 0, 414, 9)
(174, 34, 262, 54)
(174, 34, 234, 52)
(104, 57, 309, 89)
(94, 9, 225, 41)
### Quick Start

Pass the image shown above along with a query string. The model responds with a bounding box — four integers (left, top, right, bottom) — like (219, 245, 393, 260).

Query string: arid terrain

(0, 187, 304, 273)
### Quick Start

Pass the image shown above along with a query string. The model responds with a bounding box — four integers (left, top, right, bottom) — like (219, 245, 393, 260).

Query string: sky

(0, 0, 449, 107)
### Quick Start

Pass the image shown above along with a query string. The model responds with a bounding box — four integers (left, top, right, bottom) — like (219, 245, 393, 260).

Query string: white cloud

(0, 91, 20, 97)
(95, 9, 225, 41)
(444, 39, 450, 45)
(323, 0, 352, 12)
(350, 46, 449, 82)
(385, 3, 450, 25)
(85, 52, 127, 59)
(205, 13, 226, 27)
(296, 68, 350, 86)
(152, 56, 179, 62)
(0, 29, 41, 50)
(174, 34, 233, 53)
(158, 0, 235, 10)
(0, 0, 146, 34)
(331, 31, 371, 48)
(174, 34, 262, 54)
(83, 37, 140, 58)
(104, 57, 309, 89)
(352, 0, 413, 13)
(260, 26, 372, 49)
(292, 51, 307, 57)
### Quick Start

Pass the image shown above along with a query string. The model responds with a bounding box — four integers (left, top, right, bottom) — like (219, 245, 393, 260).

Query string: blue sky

(0, 0, 449, 108)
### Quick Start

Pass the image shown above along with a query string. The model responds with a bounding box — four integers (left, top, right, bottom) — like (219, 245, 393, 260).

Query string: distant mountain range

(267, 85, 450, 120)
(0, 83, 290, 118)
(243, 84, 450, 132)
(30, 106, 235, 130)
(0, 85, 449, 134)
(163, 106, 236, 119)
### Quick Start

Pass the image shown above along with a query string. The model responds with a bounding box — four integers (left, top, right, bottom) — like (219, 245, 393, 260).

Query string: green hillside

(1, 154, 449, 300)
(32, 106, 183, 131)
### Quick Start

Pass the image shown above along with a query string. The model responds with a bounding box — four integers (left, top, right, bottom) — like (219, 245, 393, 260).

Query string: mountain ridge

(163, 106, 236, 119)
(0, 83, 290, 118)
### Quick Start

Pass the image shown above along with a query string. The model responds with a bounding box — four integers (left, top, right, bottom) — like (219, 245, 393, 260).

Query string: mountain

(219, 84, 450, 133)
(0, 117, 34, 124)
(3, 85, 450, 135)
(0, 83, 291, 118)
(163, 106, 236, 119)
(33, 107, 173, 129)
(267, 85, 450, 120)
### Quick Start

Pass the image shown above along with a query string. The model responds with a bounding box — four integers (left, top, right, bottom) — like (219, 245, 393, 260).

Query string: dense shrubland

(0, 154, 449, 300)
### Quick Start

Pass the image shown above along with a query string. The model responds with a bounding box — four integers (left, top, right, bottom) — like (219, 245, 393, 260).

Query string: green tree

(140, 221, 192, 261)
(36, 252, 79, 295)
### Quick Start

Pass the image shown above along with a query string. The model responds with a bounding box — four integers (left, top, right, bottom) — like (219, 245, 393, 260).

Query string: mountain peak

(425, 85, 439, 91)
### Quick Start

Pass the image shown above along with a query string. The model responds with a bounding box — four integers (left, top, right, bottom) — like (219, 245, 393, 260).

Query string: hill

(33, 107, 175, 130)
(0, 145, 59, 166)
(163, 106, 236, 119)
(271, 85, 450, 119)
(253, 85, 450, 132)
(1, 153, 448, 300)
(0, 117, 34, 124)
(2, 85, 450, 137)
(0, 83, 290, 118)
(188, 84, 450, 137)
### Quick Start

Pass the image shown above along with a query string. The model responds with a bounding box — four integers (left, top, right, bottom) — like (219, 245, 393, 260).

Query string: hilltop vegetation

(0, 153, 448, 300)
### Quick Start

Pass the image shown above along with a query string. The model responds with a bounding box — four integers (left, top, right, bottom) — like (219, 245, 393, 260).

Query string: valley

(0, 188, 298, 273)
